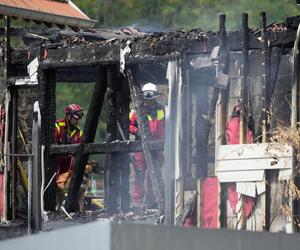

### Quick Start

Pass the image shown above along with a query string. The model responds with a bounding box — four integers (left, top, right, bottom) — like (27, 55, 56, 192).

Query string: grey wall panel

(0, 221, 111, 250)
(111, 223, 300, 250)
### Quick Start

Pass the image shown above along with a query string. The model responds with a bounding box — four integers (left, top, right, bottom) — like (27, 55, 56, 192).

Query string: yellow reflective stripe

(147, 115, 152, 121)
(55, 123, 60, 135)
(80, 130, 83, 137)
(70, 130, 76, 138)
(58, 122, 65, 126)
(157, 110, 164, 120)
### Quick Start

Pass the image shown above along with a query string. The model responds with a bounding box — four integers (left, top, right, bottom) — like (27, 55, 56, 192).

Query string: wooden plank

(216, 158, 292, 172)
(217, 170, 264, 182)
(217, 143, 292, 160)
(49, 140, 164, 155)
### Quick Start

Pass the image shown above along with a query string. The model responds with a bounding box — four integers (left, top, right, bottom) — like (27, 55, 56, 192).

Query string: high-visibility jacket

(54, 118, 83, 175)
(129, 105, 165, 141)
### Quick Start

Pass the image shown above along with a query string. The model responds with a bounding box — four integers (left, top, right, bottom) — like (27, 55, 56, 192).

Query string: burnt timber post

(260, 11, 271, 231)
(105, 65, 120, 211)
(260, 12, 269, 142)
(38, 69, 56, 211)
(39, 70, 56, 211)
(118, 77, 130, 212)
(10, 86, 17, 221)
(240, 13, 249, 144)
(4, 16, 17, 221)
(127, 67, 165, 212)
(218, 13, 228, 228)
(65, 66, 107, 212)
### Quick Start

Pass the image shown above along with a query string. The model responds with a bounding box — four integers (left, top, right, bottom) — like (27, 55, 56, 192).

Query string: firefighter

(129, 83, 165, 209)
(54, 104, 84, 210)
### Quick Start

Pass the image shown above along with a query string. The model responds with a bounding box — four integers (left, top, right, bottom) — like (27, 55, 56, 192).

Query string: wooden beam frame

(49, 140, 164, 155)
(65, 66, 107, 212)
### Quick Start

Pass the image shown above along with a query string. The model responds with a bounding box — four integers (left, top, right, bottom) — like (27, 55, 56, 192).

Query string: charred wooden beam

(38, 69, 56, 211)
(49, 140, 164, 155)
(10, 86, 18, 221)
(65, 66, 107, 212)
(240, 13, 249, 144)
(194, 82, 209, 178)
(118, 77, 131, 212)
(217, 13, 229, 228)
(127, 67, 165, 212)
(35, 30, 295, 70)
(176, 192, 197, 226)
(105, 65, 121, 211)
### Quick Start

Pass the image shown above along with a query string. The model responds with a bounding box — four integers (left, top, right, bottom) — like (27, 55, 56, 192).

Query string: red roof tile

(0, 0, 95, 28)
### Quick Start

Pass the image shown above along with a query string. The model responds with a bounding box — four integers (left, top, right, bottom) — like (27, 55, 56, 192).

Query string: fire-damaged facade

(0, 0, 300, 239)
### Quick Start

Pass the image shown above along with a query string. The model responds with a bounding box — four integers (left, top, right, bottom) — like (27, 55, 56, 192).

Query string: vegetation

(74, 0, 300, 30)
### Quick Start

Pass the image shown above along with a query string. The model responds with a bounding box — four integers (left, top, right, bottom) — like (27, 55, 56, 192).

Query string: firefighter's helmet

(64, 104, 84, 119)
(142, 82, 158, 99)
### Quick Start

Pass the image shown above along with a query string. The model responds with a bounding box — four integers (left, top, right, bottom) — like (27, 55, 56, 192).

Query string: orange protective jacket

(54, 118, 83, 175)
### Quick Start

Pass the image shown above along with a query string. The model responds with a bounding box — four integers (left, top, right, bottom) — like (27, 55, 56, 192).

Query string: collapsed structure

(0, 0, 299, 237)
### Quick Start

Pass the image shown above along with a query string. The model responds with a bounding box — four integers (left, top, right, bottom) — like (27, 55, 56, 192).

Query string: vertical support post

(3, 16, 12, 220)
(180, 69, 189, 177)
(10, 86, 17, 221)
(195, 83, 208, 178)
(38, 69, 56, 211)
(240, 12, 249, 145)
(106, 65, 120, 211)
(118, 76, 130, 212)
(127, 67, 165, 212)
(260, 12, 268, 143)
(260, 11, 269, 231)
(32, 102, 42, 232)
(165, 61, 178, 224)
(65, 66, 107, 212)
(196, 179, 203, 227)
(291, 23, 300, 233)
(217, 13, 228, 228)
(217, 13, 228, 146)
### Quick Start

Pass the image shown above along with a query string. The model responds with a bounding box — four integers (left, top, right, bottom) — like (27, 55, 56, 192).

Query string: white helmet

(142, 82, 158, 99)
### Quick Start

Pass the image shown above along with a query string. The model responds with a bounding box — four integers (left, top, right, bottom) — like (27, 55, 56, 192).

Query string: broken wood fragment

(176, 192, 197, 226)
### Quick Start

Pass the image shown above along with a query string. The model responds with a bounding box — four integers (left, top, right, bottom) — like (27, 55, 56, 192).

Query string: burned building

(0, 0, 299, 239)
